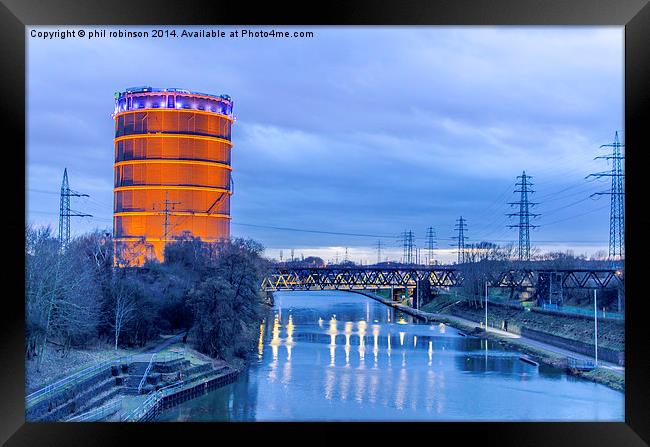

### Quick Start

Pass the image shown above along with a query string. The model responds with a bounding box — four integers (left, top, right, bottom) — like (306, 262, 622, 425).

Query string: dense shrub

(188, 239, 267, 360)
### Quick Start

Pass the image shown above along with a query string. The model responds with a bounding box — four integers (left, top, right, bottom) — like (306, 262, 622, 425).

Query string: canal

(157, 291, 624, 421)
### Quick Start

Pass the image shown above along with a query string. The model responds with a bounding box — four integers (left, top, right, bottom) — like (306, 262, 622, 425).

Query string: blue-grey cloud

(26, 26, 623, 261)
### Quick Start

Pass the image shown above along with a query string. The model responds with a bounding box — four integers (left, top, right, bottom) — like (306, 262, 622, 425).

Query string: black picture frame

(2, 0, 649, 445)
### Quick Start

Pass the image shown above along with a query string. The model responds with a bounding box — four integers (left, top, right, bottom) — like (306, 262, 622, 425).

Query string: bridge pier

(415, 279, 432, 309)
(537, 271, 564, 307)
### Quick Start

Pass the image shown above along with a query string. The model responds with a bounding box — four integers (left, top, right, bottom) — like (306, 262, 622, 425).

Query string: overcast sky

(26, 26, 623, 263)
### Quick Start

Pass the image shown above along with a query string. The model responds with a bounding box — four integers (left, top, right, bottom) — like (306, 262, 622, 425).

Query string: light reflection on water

(157, 291, 624, 421)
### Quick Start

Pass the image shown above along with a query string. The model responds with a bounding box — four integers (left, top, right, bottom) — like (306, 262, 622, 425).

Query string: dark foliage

(27, 227, 267, 363)
(188, 238, 267, 360)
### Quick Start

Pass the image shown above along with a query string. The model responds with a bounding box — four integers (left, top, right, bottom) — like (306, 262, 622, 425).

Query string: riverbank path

(420, 310, 624, 375)
(355, 292, 624, 376)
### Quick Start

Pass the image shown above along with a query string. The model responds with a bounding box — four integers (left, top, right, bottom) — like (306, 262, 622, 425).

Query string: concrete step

(43, 376, 116, 421)
(153, 359, 191, 373)
(74, 387, 123, 416)
(122, 386, 144, 396)
(185, 363, 212, 376)
(127, 362, 152, 375)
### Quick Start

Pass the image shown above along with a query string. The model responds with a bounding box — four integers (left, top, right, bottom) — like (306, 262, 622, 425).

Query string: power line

(541, 204, 609, 228)
(230, 219, 606, 244)
(541, 196, 595, 217)
(28, 188, 59, 195)
(467, 183, 513, 227)
(232, 222, 394, 239)
(28, 209, 608, 246)
(468, 174, 601, 242)
(534, 177, 601, 201)
(85, 216, 112, 223)
(157, 176, 234, 240)
(29, 210, 58, 216)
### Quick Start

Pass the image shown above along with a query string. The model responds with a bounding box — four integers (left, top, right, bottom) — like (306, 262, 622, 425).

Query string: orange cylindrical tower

(112, 87, 234, 266)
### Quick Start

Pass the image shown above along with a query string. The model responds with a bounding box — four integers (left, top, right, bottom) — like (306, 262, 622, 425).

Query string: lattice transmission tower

(452, 217, 467, 264)
(401, 230, 415, 264)
(507, 171, 539, 261)
(58, 168, 92, 247)
(587, 131, 624, 260)
(154, 191, 181, 245)
(426, 226, 437, 265)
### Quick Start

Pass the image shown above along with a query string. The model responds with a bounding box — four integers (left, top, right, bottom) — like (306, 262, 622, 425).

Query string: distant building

(112, 87, 234, 265)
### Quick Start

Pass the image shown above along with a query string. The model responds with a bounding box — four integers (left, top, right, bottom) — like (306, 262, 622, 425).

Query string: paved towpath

(354, 291, 624, 376)
(427, 311, 624, 375)
(142, 333, 184, 354)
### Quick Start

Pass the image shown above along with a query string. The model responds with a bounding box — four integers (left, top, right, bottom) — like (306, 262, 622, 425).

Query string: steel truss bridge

(261, 266, 624, 292)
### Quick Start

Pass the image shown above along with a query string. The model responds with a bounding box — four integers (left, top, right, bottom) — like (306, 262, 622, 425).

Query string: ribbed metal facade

(112, 87, 233, 265)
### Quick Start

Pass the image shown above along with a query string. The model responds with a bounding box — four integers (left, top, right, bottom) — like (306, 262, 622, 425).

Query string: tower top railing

(113, 87, 234, 118)
(116, 86, 232, 103)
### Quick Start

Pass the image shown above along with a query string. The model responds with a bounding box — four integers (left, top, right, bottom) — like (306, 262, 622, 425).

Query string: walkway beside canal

(428, 311, 623, 373)
(26, 333, 242, 422)
(354, 291, 624, 376)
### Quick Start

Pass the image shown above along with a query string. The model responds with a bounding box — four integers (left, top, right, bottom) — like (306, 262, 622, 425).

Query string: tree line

(25, 226, 268, 371)
(452, 243, 624, 310)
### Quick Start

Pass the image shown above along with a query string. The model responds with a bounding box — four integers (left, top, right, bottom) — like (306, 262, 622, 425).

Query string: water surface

(158, 291, 624, 421)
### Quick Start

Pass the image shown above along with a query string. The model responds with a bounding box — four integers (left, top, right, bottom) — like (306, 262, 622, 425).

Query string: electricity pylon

(452, 217, 468, 264)
(426, 226, 437, 265)
(507, 171, 539, 261)
(154, 191, 181, 244)
(401, 230, 415, 264)
(58, 168, 92, 247)
(587, 132, 624, 261)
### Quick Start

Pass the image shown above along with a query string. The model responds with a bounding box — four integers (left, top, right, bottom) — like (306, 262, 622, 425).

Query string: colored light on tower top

(112, 86, 234, 266)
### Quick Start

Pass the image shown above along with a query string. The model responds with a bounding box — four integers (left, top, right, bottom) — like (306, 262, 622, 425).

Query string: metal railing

(27, 333, 188, 417)
(121, 380, 184, 422)
(26, 355, 133, 409)
(121, 389, 160, 422)
(121, 366, 238, 422)
(546, 304, 625, 321)
(137, 353, 156, 394)
(568, 357, 597, 370)
(66, 400, 122, 422)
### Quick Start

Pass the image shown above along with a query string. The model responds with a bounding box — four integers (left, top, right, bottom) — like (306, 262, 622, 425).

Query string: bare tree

(26, 226, 104, 368)
(109, 278, 137, 350)
(26, 226, 65, 369)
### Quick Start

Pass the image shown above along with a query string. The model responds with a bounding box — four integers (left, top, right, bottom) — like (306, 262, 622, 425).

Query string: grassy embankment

(28, 344, 145, 394)
(575, 368, 625, 391)
(26, 334, 185, 394)
(421, 294, 624, 350)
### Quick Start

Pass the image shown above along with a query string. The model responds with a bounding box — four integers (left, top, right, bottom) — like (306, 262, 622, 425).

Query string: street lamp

(485, 281, 488, 333)
(593, 289, 598, 367)
(484, 280, 489, 367)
